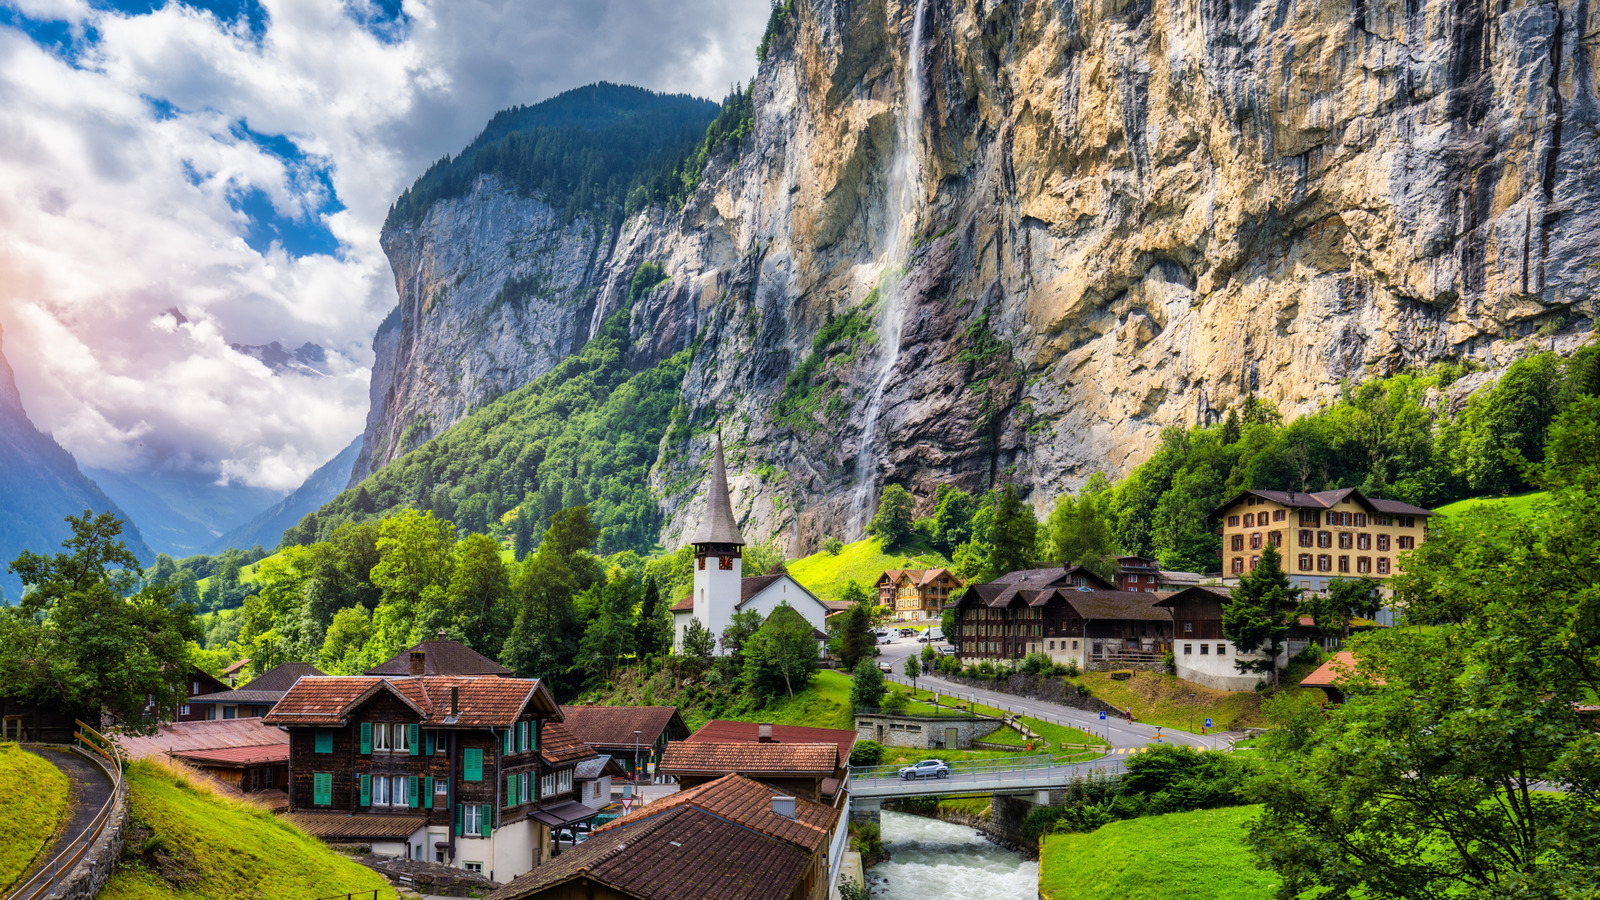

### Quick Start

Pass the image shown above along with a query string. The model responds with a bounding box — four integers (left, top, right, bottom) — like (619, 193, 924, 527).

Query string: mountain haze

(324, 0, 1594, 557)
(210, 435, 363, 554)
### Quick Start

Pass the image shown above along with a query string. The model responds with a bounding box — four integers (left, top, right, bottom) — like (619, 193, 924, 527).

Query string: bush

(822, 536, 845, 556)
(850, 740, 885, 766)
(1020, 651, 1053, 675)
(881, 690, 909, 712)
(1063, 659, 1081, 678)
(976, 661, 996, 677)
(1161, 650, 1176, 675)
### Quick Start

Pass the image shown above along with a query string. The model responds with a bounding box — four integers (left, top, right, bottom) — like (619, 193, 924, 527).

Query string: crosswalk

(1112, 746, 1156, 755)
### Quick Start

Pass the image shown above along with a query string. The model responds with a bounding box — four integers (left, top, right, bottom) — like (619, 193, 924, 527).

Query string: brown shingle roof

(685, 720, 857, 759)
(264, 676, 555, 728)
(486, 805, 809, 900)
(284, 812, 425, 840)
(594, 773, 835, 852)
(169, 744, 290, 767)
(366, 639, 511, 676)
(1214, 488, 1435, 518)
(115, 718, 289, 761)
(558, 706, 688, 748)
(878, 568, 962, 588)
(189, 661, 326, 705)
(539, 720, 598, 764)
(659, 741, 837, 776)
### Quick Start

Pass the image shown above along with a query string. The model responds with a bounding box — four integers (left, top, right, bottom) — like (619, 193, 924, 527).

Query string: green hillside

(0, 744, 69, 893)
(100, 760, 396, 900)
(1433, 492, 1549, 518)
(1040, 806, 1279, 899)
(787, 537, 951, 602)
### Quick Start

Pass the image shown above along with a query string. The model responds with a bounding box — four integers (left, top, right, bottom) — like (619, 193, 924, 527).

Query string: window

(1400, 517, 1415, 528)
(1243, 513, 1254, 527)
(1250, 555, 1259, 570)
(315, 730, 333, 754)
(1231, 557, 1243, 574)
(1318, 531, 1332, 548)
(1375, 516, 1391, 526)
(1357, 557, 1372, 574)
(1378, 557, 1391, 574)
(1398, 536, 1415, 550)
(1249, 533, 1262, 550)
(1378, 534, 1391, 551)
(1269, 531, 1282, 547)
(697, 557, 705, 570)
(519, 721, 530, 753)
(1318, 555, 1332, 572)
(373, 723, 391, 752)
(1200, 643, 1209, 655)
(463, 806, 484, 836)
(373, 775, 391, 806)
(1273, 509, 1286, 521)
(394, 724, 409, 753)
(1228, 515, 1239, 527)
(1338, 533, 1352, 549)
(1183, 644, 1192, 655)
(1216, 644, 1226, 655)
(523, 775, 531, 803)
(313, 772, 332, 807)
(1299, 510, 1320, 526)
(1355, 513, 1367, 527)
(1298, 553, 1312, 570)
(464, 748, 483, 782)
(1338, 556, 1350, 573)
(1184, 621, 1193, 633)
(540, 773, 556, 797)
(1298, 530, 1312, 547)
(1357, 534, 1371, 550)
(464, 862, 483, 874)
(1231, 534, 1244, 551)
(1048, 640, 1055, 650)
(558, 769, 572, 793)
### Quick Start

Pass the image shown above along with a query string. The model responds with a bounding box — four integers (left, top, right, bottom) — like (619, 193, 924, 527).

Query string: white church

(670, 440, 837, 654)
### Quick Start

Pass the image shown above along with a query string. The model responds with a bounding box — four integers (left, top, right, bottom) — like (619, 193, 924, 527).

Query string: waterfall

(848, 0, 929, 539)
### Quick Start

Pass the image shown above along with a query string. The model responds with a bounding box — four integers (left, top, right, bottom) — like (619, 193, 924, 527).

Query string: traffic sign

(1098, 710, 1106, 721)
(1204, 718, 1213, 729)
(620, 796, 634, 813)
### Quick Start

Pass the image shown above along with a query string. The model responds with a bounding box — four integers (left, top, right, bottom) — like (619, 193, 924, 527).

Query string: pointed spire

(691, 437, 745, 545)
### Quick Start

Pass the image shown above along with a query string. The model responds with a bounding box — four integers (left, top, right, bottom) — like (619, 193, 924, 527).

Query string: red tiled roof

(594, 773, 835, 852)
(169, 744, 289, 767)
(115, 718, 288, 761)
(670, 594, 694, 613)
(285, 812, 425, 840)
(539, 720, 598, 765)
(1300, 651, 1384, 688)
(660, 741, 837, 776)
(686, 720, 857, 759)
(264, 676, 555, 728)
(878, 568, 961, 588)
(487, 804, 810, 900)
(558, 706, 687, 748)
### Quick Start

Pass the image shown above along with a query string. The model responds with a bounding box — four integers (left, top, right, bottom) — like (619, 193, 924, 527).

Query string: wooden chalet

(264, 674, 597, 883)
(485, 773, 846, 900)
(948, 565, 1173, 667)
(185, 661, 323, 720)
(557, 705, 689, 781)
(176, 666, 232, 721)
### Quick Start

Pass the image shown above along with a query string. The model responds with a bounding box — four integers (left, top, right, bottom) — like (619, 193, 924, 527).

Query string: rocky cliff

(359, 0, 1597, 553)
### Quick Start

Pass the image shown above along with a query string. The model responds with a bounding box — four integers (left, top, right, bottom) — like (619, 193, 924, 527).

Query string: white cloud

(0, 0, 766, 491)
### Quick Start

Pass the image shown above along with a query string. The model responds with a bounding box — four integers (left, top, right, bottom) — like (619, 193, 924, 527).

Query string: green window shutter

(313, 772, 330, 806)
(359, 774, 371, 807)
(314, 730, 332, 754)
(359, 721, 372, 755)
(505, 774, 513, 807)
(455, 801, 463, 837)
(424, 729, 435, 755)
(409, 724, 421, 755)
(464, 748, 482, 782)
(480, 804, 492, 837)
(424, 776, 433, 809)
(531, 723, 538, 751)
(408, 776, 420, 808)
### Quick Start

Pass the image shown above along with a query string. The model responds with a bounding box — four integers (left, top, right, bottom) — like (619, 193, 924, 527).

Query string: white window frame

(373, 775, 390, 806)
(558, 769, 572, 793)
(394, 724, 409, 753)
(540, 773, 555, 797)
(464, 805, 483, 834)
(394, 774, 408, 807)
(464, 862, 483, 874)
(373, 723, 391, 752)
(521, 773, 530, 803)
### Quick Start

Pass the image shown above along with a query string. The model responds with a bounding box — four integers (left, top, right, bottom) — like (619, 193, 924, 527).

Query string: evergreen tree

(1042, 474, 1119, 580)
(985, 484, 1039, 579)
(1221, 544, 1298, 686)
(719, 609, 764, 663)
(633, 576, 671, 659)
(680, 618, 716, 669)
(850, 657, 886, 710)
(867, 483, 917, 550)
(834, 602, 876, 671)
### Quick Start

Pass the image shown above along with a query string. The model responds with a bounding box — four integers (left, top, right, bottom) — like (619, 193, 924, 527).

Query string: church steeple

(691, 437, 745, 547)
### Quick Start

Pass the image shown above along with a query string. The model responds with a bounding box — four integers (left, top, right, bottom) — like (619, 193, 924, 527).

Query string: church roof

(690, 438, 745, 545)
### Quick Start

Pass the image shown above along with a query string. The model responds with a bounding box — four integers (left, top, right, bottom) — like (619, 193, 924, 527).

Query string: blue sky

(0, 0, 763, 490)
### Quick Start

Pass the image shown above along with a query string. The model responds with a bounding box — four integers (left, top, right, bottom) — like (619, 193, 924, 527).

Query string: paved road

(872, 634, 1216, 751)
(15, 746, 114, 891)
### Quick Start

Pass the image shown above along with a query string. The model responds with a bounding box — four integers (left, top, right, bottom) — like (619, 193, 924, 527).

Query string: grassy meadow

(0, 744, 70, 893)
(1039, 806, 1280, 900)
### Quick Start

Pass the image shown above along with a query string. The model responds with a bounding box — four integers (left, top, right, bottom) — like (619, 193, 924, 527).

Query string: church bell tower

(690, 437, 744, 654)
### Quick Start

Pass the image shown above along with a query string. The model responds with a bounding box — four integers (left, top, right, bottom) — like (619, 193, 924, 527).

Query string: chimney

(758, 723, 774, 743)
(409, 650, 426, 677)
(437, 629, 447, 641)
(771, 796, 796, 820)
(451, 686, 459, 716)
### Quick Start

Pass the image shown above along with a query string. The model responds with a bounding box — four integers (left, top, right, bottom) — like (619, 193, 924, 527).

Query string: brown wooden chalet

(557, 705, 689, 780)
(264, 674, 597, 882)
(485, 773, 845, 900)
(185, 661, 323, 721)
(875, 568, 963, 621)
(176, 666, 232, 721)
(948, 565, 1173, 666)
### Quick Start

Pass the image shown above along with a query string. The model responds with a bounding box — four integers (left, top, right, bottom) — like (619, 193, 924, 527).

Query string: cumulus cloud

(0, 0, 765, 491)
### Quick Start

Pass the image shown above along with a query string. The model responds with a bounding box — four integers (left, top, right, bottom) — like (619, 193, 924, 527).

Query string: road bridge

(848, 753, 1130, 801)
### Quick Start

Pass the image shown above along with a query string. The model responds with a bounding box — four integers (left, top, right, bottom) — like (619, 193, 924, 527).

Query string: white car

(898, 759, 950, 780)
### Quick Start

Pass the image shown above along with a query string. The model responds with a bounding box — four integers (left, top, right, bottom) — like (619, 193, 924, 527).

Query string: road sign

(620, 796, 634, 813)
(1204, 718, 1213, 729)
(1099, 710, 1106, 720)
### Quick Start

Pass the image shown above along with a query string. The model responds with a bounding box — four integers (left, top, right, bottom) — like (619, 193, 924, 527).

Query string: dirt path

(15, 746, 114, 889)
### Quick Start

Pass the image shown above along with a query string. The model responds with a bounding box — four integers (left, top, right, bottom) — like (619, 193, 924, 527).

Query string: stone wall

(854, 713, 1004, 749)
(936, 674, 1122, 717)
(46, 746, 128, 900)
(356, 856, 499, 897)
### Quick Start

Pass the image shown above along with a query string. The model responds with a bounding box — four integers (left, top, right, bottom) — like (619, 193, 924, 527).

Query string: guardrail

(8, 720, 126, 900)
(850, 753, 1059, 781)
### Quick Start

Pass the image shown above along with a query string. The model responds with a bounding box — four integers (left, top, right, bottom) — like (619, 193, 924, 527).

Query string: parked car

(898, 759, 950, 780)
(877, 661, 893, 673)
(898, 627, 918, 637)
(937, 645, 956, 656)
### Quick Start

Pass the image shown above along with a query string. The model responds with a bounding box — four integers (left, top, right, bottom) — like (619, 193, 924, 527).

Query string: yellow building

(875, 568, 962, 622)
(1212, 488, 1434, 594)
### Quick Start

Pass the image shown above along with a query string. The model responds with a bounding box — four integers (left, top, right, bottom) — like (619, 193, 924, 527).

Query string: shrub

(850, 740, 886, 766)
(881, 690, 909, 712)
(1063, 659, 1081, 678)
(1161, 650, 1176, 675)
(822, 536, 845, 556)
(1020, 651, 1052, 675)
(976, 661, 996, 677)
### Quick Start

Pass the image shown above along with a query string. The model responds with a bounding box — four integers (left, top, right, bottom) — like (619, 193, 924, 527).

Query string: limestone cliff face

(361, 0, 1598, 551)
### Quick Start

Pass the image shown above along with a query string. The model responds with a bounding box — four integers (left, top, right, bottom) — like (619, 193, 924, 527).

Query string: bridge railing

(850, 754, 1059, 781)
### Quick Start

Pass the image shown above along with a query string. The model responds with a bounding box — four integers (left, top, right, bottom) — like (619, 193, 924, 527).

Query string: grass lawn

(100, 759, 396, 900)
(1434, 492, 1549, 519)
(786, 536, 951, 602)
(1065, 671, 1286, 733)
(674, 668, 857, 732)
(888, 684, 1108, 756)
(1040, 806, 1281, 900)
(0, 744, 70, 893)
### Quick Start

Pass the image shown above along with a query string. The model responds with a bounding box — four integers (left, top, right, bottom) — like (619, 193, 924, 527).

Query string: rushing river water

(867, 811, 1038, 899)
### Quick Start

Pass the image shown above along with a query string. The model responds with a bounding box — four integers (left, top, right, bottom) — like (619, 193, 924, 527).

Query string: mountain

(210, 435, 362, 553)
(0, 323, 153, 600)
(338, 0, 1595, 557)
(84, 467, 286, 558)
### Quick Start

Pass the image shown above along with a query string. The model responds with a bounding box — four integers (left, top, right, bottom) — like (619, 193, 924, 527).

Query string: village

(2, 440, 1441, 900)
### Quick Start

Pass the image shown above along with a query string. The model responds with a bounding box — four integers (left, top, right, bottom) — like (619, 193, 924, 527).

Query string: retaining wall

(39, 745, 128, 900)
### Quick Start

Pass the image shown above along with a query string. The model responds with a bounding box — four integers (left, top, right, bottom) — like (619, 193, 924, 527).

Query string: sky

(0, 0, 765, 492)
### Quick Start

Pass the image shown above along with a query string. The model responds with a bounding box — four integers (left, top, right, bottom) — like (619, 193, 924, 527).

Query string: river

(867, 811, 1038, 899)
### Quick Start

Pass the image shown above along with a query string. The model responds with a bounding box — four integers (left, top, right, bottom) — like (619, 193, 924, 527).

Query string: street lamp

(633, 730, 642, 785)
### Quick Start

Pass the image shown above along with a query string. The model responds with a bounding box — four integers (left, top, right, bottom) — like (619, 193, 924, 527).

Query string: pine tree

(1221, 543, 1299, 686)
(985, 484, 1039, 579)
